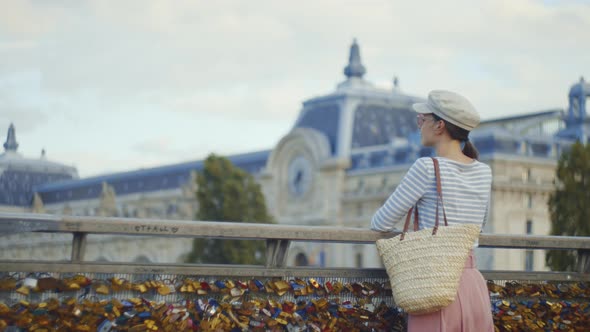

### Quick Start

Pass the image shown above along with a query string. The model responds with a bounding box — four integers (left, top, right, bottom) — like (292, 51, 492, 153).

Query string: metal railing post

(577, 249, 590, 273)
(71, 232, 87, 262)
(265, 239, 290, 268)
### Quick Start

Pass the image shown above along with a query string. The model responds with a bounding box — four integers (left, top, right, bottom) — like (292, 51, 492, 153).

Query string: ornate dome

(0, 123, 78, 206)
(293, 39, 424, 158)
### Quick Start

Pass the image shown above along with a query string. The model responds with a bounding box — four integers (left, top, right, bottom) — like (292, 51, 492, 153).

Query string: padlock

(129, 324, 147, 332)
(64, 277, 81, 290)
(134, 283, 148, 293)
(209, 282, 220, 293)
(37, 277, 58, 291)
(0, 277, 17, 291)
(110, 277, 125, 292)
(230, 287, 244, 297)
(157, 279, 175, 296)
(16, 285, 30, 295)
(200, 319, 211, 330)
(72, 305, 83, 317)
(97, 319, 113, 332)
(273, 280, 290, 296)
(144, 319, 156, 329)
(95, 284, 110, 295)
(124, 310, 137, 318)
(23, 276, 38, 288)
(332, 281, 344, 294)
(153, 303, 168, 319)
(73, 274, 89, 286)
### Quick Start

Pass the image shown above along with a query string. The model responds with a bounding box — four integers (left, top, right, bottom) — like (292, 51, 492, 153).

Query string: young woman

(371, 90, 494, 331)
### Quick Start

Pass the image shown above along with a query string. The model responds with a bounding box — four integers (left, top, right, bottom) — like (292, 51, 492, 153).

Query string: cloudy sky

(0, 0, 588, 177)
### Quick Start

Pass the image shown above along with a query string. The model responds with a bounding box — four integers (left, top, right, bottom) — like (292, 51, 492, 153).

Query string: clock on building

(287, 155, 313, 197)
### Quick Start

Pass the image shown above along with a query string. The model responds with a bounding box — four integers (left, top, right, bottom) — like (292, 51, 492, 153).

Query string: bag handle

(400, 157, 448, 240)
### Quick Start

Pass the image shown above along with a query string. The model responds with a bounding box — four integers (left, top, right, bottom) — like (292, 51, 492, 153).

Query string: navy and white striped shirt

(371, 157, 492, 232)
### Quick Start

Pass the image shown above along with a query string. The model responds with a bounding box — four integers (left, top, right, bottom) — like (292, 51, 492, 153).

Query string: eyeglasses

(416, 114, 435, 128)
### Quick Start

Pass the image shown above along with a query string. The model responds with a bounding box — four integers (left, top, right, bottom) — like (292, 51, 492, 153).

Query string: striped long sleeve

(371, 157, 492, 233)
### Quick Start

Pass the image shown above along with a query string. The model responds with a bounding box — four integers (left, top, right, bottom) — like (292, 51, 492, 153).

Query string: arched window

(294, 253, 308, 266)
(134, 255, 152, 263)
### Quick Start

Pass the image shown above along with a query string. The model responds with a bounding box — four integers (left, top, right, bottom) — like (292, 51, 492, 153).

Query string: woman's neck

(435, 139, 473, 163)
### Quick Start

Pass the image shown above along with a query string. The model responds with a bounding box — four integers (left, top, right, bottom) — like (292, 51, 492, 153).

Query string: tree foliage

(185, 154, 274, 264)
(546, 142, 590, 271)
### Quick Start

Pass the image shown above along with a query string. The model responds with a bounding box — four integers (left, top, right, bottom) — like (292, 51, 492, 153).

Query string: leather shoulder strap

(431, 157, 448, 233)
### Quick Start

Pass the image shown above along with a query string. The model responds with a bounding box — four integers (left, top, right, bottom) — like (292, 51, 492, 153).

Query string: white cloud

(0, 0, 588, 175)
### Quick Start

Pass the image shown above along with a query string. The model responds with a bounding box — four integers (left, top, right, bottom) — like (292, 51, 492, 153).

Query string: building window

(167, 204, 177, 215)
(355, 179, 364, 192)
(525, 193, 532, 209)
(134, 255, 152, 263)
(294, 253, 309, 266)
(526, 220, 533, 234)
(525, 220, 533, 271)
(522, 168, 531, 182)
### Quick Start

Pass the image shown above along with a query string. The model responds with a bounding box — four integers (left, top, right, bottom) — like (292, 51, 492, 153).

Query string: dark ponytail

(432, 114, 480, 160)
(461, 140, 479, 160)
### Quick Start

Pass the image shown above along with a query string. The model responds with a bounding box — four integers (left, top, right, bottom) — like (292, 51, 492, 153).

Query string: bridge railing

(0, 212, 589, 331)
(0, 212, 589, 279)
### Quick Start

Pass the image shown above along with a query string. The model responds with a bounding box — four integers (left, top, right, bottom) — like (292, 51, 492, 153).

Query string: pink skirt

(407, 251, 494, 332)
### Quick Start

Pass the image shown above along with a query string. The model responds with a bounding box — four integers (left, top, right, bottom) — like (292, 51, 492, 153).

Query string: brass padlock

(16, 285, 30, 295)
(134, 283, 148, 293)
(94, 283, 110, 295)
(65, 277, 81, 291)
(153, 303, 168, 319)
(157, 279, 175, 296)
(273, 280, 290, 296)
(0, 277, 17, 291)
(113, 306, 121, 317)
(200, 319, 211, 330)
(73, 274, 89, 286)
(110, 277, 125, 291)
(176, 319, 187, 330)
(332, 281, 344, 294)
(0, 303, 10, 314)
(129, 324, 147, 332)
(157, 284, 171, 296)
(145, 319, 156, 329)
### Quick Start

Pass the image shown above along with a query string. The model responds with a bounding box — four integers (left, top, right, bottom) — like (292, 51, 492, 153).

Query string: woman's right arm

(371, 158, 430, 232)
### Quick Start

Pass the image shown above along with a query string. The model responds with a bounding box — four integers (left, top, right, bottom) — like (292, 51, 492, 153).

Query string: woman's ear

(435, 120, 445, 133)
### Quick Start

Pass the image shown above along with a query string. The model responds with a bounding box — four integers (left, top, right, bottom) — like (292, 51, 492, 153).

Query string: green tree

(546, 142, 590, 271)
(185, 154, 275, 264)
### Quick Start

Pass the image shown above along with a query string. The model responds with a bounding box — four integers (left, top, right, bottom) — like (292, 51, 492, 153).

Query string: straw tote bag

(376, 157, 481, 315)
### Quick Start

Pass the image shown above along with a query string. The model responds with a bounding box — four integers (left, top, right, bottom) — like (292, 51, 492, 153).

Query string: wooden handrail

(1, 212, 589, 272)
(1, 212, 589, 249)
